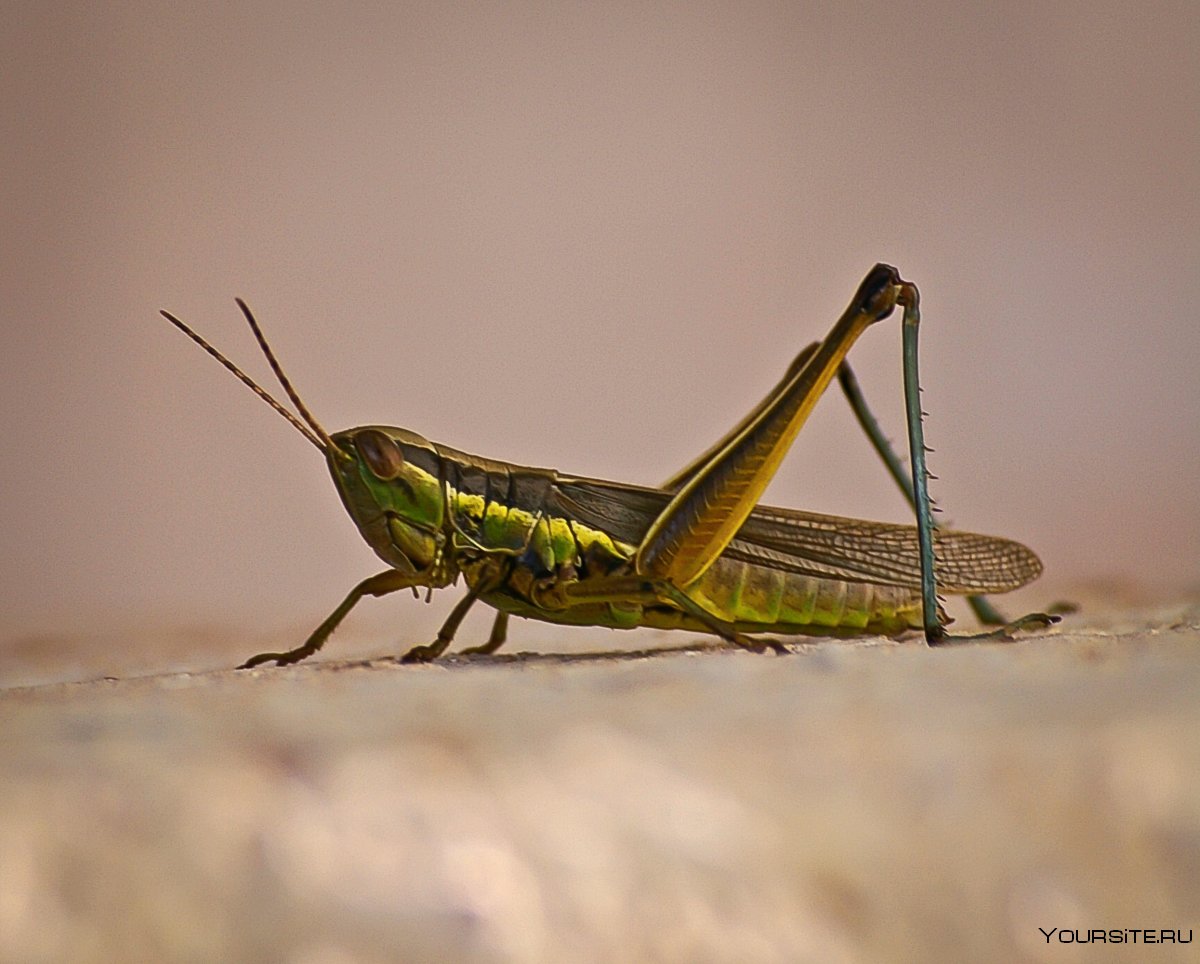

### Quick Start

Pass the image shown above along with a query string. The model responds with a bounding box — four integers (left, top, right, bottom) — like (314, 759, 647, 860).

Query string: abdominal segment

(683, 556, 923, 634)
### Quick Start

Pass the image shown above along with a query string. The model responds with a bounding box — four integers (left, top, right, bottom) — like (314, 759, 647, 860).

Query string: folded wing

(551, 477, 1041, 595)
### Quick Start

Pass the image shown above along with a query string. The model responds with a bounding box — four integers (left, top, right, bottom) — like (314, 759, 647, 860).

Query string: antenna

(159, 302, 344, 458)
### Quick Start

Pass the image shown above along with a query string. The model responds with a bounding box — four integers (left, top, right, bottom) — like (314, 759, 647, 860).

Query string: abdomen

(680, 556, 922, 635)
(482, 555, 923, 637)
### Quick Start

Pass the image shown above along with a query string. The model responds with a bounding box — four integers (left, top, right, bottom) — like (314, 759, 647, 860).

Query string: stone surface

(2, 594, 1198, 963)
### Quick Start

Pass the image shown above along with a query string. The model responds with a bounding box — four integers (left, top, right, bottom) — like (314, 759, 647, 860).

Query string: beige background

(3, 1, 1197, 656)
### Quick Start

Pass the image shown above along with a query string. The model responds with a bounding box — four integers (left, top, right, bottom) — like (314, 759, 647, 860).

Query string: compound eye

(354, 429, 405, 480)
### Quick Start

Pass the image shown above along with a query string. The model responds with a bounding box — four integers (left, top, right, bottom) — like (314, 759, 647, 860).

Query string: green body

(162, 264, 1050, 668)
(329, 425, 1034, 640)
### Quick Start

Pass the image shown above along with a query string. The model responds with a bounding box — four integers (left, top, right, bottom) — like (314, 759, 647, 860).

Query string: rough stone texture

(2, 593, 1198, 963)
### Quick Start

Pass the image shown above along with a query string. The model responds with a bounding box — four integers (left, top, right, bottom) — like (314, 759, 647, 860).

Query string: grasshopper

(162, 264, 1055, 669)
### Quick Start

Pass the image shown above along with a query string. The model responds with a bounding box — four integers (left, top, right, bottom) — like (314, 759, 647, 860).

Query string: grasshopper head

(328, 426, 449, 580)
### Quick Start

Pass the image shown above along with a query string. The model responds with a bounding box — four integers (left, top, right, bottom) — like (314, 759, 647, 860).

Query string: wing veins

(551, 477, 1040, 594)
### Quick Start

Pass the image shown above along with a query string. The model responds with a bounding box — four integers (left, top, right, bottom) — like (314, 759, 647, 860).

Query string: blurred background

(3, 0, 1197, 672)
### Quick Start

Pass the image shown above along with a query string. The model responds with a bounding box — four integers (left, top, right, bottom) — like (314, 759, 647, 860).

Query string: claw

(459, 643, 501, 656)
(400, 640, 449, 663)
(238, 649, 308, 669)
(732, 634, 788, 655)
